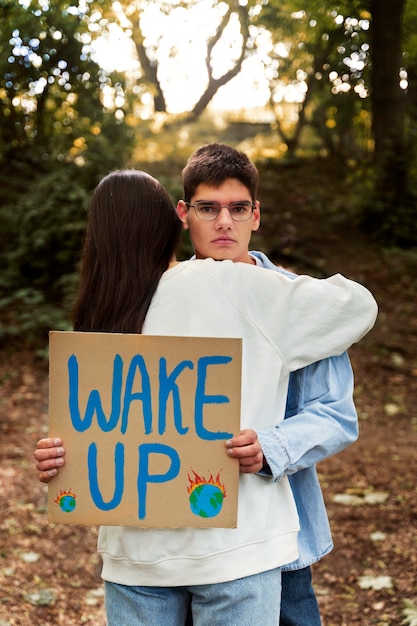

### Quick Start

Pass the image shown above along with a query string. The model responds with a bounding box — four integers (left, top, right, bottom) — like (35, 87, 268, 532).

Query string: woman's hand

(34, 438, 66, 483)
(225, 429, 264, 474)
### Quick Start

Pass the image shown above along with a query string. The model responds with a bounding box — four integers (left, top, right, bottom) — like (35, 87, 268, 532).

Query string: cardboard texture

(48, 331, 241, 528)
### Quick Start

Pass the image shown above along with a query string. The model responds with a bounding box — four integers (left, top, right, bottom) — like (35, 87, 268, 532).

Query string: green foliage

(257, 0, 417, 247)
(0, 0, 134, 170)
(346, 154, 417, 248)
(0, 0, 136, 347)
(0, 165, 89, 347)
(360, 192, 417, 248)
(0, 287, 72, 350)
(1, 167, 88, 296)
(256, 0, 372, 157)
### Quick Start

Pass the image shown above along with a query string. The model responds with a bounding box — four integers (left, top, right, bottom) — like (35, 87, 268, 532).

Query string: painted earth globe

(59, 494, 77, 513)
(189, 483, 224, 518)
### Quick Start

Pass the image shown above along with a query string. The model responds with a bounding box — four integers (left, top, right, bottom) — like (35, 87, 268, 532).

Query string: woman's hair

(182, 143, 259, 202)
(72, 169, 182, 334)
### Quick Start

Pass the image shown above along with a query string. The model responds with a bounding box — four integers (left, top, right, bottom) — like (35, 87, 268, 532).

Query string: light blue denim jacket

(251, 250, 358, 571)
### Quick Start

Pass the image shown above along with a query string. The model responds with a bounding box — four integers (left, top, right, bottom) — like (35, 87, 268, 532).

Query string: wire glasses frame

(185, 200, 255, 222)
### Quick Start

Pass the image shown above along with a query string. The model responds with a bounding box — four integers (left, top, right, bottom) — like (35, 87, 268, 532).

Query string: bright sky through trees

(92, 3, 272, 113)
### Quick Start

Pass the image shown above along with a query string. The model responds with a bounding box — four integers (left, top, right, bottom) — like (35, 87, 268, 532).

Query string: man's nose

(215, 206, 234, 227)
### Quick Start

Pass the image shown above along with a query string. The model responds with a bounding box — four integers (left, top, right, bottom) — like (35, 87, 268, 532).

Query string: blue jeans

(279, 567, 321, 626)
(105, 567, 282, 626)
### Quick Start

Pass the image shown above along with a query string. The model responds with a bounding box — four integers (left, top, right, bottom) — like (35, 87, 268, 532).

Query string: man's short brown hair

(182, 143, 259, 203)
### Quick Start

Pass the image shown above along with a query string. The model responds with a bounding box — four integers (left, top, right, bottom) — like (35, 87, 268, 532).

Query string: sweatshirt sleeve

(230, 264, 378, 373)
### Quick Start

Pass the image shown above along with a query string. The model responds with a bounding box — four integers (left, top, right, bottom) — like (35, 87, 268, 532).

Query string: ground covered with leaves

(0, 158, 416, 625)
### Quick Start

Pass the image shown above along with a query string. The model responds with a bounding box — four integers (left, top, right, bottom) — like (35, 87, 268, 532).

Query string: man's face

(177, 179, 260, 264)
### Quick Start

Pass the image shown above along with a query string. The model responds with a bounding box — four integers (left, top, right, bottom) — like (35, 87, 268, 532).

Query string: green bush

(0, 165, 89, 348)
(1, 167, 89, 297)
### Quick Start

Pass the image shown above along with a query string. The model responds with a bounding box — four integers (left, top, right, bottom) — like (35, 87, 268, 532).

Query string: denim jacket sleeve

(257, 353, 358, 481)
(250, 250, 359, 482)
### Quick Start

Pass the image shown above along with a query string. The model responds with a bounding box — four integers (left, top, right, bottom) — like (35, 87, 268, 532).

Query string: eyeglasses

(185, 200, 255, 222)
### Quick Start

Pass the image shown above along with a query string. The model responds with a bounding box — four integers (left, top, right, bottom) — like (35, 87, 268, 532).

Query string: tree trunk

(370, 0, 407, 196)
(187, 4, 249, 120)
(129, 7, 167, 114)
(134, 40, 167, 113)
(361, 0, 417, 246)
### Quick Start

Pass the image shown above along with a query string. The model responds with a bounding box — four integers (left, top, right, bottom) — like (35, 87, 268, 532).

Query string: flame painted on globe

(187, 471, 226, 518)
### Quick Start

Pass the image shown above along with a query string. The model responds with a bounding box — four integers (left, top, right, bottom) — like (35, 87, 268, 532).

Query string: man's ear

(252, 200, 261, 232)
(176, 200, 190, 230)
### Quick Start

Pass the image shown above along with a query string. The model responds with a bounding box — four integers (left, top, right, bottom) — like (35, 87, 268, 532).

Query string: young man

(177, 143, 360, 626)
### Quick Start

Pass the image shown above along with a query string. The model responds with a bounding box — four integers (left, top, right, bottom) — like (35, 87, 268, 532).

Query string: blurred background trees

(0, 0, 416, 347)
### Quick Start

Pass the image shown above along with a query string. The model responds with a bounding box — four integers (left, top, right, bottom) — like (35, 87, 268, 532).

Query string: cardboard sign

(48, 331, 241, 528)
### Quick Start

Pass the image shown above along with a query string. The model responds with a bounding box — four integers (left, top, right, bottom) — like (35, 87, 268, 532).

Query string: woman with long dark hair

(72, 169, 182, 334)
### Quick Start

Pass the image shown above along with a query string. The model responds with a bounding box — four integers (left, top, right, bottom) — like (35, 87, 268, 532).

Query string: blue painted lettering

(88, 442, 124, 511)
(68, 352, 235, 441)
(195, 356, 234, 440)
(158, 358, 193, 435)
(68, 354, 123, 433)
(121, 354, 152, 435)
(137, 443, 180, 519)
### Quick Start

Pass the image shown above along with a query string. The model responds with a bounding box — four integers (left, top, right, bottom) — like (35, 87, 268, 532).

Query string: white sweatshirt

(99, 259, 377, 586)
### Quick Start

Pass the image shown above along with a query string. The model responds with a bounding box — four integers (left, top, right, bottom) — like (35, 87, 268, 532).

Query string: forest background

(0, 1, 416, 625)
